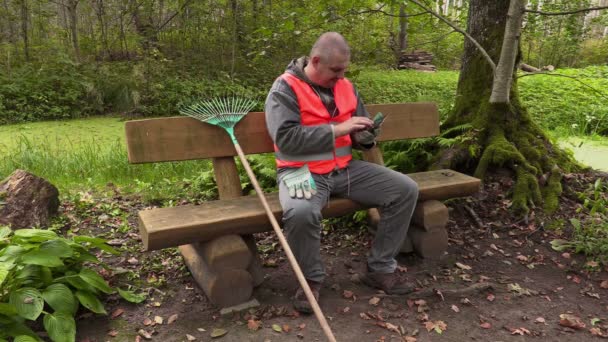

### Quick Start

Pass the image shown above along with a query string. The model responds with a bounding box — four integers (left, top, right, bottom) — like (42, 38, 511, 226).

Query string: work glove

(352, 112, 386, 149)
(282, 164, 317, 200)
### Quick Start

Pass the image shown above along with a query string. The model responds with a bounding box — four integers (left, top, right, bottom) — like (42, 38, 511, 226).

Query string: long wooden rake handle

(233, 143, 338, 342)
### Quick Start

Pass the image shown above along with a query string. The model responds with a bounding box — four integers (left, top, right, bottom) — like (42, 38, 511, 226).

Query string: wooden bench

(125, 102, 480, 308)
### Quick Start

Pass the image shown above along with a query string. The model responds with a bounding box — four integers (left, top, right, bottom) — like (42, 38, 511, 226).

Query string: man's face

(312, 52, 349, 88)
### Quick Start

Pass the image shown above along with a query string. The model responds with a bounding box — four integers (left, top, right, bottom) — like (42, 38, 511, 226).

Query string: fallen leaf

(128, 257, 139, 265)
(590, 327, 605, 336)
(272, 324, 282, 333)
(186, 334, 196, 341)
(486, 294, 495, 302)
(424, 320, 447, 334)
(168, 313, 179, 324)
(369, 297, 381, 306)
(480, 322, 492, 329)
(559, 314, 586, 330)
(138, 329, 152, 340)
(107, 330, 118, 337)
(404, 337, 417, 342)
(601, 280, 608, 289)
(210, 328, 228, 338)
(111, 308, 124, 319)
(509, 327, 531, 335)
(247, 319, 261, 331)
(451, 305, 460, 313)
(342, 306, 350, 313)
(283, 324, 291, 333)
(143, 318, 152, 326)
(535, 317, 546, 324)
(591, 318, 601, 326)
(298, 323, 306, 330)
(455, 262, 472, 270)
(343, 290, 354, 299)
(154, 316, 163, 325)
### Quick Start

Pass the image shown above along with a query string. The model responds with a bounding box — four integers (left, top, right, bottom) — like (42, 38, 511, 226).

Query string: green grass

(0, 117, 215, 201)
(0, 117, 125, 151)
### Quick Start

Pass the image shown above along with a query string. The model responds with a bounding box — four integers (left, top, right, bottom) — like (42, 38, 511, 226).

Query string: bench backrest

(125, 102, 439, 164)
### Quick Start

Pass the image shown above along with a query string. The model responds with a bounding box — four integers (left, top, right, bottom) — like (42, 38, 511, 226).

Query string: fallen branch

(362, 282, 496, 299)
(464, 204, 484, 229)
(410, 282, 495, 299)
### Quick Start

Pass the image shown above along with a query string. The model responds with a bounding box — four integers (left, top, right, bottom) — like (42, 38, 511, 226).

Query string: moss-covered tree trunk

(438, 0, 578, 214)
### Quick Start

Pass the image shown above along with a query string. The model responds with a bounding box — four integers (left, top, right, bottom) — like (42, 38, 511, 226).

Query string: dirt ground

(69, 170, 608, 342)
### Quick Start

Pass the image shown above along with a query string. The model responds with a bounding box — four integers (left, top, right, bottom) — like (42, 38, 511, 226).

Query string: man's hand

(351, 112, 386, 149)
(333, 116, 373, 137)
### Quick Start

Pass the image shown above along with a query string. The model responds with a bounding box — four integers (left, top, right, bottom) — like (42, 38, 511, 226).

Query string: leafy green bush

(0, 60, 98, 124)
(577, 178, 608, 216)
(0, 227, 145, 342)
(551, 218, 608, 266)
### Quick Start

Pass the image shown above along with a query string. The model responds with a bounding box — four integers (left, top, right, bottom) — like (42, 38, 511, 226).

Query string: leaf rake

(180, 97, 337, 342)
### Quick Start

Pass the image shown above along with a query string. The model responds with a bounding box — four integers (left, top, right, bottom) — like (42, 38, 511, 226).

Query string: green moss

(542, 167, 563, 213)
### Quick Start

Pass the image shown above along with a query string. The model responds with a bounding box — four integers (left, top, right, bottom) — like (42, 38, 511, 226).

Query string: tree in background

(426, 0, 607, 214)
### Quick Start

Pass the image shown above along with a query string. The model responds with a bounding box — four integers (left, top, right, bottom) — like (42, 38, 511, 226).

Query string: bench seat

(139, 169, 480, 250)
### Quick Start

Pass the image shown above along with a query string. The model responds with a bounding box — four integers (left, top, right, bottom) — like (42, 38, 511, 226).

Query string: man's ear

(310, 55, 321, 68)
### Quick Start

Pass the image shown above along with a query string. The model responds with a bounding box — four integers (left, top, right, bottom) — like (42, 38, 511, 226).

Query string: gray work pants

(278, 159, 419, 283)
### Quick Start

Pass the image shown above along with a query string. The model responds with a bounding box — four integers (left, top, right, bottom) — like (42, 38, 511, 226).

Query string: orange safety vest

(275, 73, 357, 174)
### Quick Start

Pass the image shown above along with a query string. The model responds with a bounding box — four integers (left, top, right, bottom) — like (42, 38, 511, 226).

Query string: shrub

(0, 227, 145, 342)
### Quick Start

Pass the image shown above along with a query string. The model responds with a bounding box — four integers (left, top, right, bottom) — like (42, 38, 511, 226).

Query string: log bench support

(125, 103, 481, 309)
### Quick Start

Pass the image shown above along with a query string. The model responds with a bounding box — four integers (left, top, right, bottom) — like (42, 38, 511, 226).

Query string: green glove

(282, 165, 317, 200)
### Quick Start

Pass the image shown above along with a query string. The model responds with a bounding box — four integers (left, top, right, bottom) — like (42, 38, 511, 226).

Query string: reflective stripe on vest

(275, 145, 353, 162)
(275, 73, 358, 174)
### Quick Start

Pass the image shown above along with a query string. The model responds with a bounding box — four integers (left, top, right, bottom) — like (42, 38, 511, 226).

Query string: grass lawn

(0, 116, 125, 151)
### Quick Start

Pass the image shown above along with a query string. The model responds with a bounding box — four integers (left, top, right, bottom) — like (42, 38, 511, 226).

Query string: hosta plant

(0, 227, 145, 342)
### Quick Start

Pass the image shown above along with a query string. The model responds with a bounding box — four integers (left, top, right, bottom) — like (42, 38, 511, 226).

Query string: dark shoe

(293, 280, 322, 314)
(361, 271, 415, 295)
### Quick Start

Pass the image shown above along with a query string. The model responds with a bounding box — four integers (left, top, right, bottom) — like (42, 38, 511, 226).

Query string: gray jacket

(264, 57, 370, 167)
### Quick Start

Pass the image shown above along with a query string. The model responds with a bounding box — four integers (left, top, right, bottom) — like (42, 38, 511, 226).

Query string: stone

(0, 169, 59, 229)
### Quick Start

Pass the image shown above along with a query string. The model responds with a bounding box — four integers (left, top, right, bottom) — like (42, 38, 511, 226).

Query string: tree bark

(20, 0, 29, 61)
(66, 0, 80, 61)
(398, 2, 408, 53)
(490, 0, 525, 104)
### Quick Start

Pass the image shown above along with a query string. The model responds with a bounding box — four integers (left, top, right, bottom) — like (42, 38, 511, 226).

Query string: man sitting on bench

(265, 31, 419, 314)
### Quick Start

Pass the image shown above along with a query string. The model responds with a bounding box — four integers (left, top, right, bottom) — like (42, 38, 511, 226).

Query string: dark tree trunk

(398, 2, 408, 53)
(20, 0, 29, 61)
(67, 0, 80, 61)
(437, 0, 577, 214)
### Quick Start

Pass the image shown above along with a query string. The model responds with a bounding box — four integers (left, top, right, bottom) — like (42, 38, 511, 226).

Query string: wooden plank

(139, 170, 479, 250)
(125, 102, 439, 163)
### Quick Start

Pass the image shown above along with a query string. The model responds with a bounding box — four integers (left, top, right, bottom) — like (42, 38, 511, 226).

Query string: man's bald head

(304, 32, 350, 88)
(310, 32, 350, 62)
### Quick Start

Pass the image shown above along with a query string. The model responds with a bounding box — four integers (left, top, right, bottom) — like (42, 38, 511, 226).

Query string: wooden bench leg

(408, 225, 448, 259)
(179, 235, 254, 307)
(406, 200, 450, 258)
